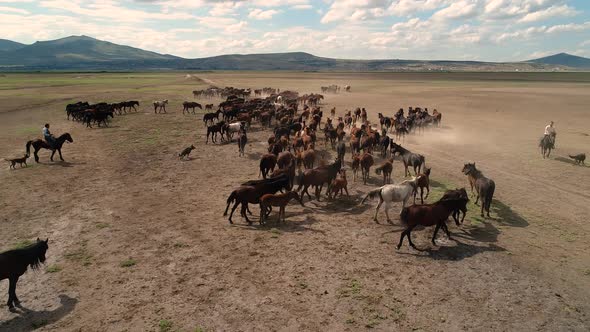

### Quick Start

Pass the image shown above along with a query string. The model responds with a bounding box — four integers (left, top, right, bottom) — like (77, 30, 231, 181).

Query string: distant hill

(0, 35, 178, 68)
(0, 35, 588, 72)
(528, 53, 590, 68)
(0, 39, 25, 52)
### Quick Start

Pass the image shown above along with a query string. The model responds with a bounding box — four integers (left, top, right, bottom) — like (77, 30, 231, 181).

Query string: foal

(375, 158, 393, 185)
(413, 168, 431, 204)
(259, 191, 304, 224)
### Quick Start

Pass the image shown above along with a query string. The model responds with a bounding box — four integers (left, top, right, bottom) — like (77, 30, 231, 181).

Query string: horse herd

(190, 86, 497, 254)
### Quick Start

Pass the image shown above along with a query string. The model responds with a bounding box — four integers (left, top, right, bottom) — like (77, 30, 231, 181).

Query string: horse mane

(14, 241, 47, 270)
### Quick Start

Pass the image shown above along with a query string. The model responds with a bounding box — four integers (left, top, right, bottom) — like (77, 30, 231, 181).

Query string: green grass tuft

(120, 258, 136, 268)
(46, 265, 62, 273)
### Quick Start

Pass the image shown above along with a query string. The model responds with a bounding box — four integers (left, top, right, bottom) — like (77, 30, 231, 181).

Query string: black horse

(390, 142, 425, 177)
(0, 238, 49, 309)
(26, 133, 74, 163)
(539, 133, 556, 158)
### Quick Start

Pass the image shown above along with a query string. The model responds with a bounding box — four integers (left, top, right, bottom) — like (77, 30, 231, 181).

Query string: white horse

(360, 177, 421, 223)
(226, 121, 246, 141)
(153, 100, 168, 113)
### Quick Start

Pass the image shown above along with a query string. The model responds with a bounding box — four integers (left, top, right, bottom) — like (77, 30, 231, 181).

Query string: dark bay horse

(26, 133, 74, 163)
(390, 142, 425, 177)
(462, 163, 495, 217)
(397, 197, 465, 250)
(539, 133, 556, 158)
(0, 238, 49, 309)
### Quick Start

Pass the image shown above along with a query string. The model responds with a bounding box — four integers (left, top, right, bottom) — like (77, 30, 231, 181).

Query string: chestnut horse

(259, 191, 304, 224)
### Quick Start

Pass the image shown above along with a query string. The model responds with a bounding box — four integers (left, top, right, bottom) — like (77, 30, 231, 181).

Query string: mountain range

(0, 35, 589, 71)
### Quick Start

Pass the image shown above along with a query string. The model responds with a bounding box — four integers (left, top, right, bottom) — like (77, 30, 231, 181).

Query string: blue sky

(0, 0, 589, 61)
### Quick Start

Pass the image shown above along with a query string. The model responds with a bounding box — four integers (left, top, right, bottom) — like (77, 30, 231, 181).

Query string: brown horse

(360, 152, 374, 184)
(259, 191, 304, 224)
(375, 158, 393, 184)
(462, 163, 495, 217)
(26, 133, 74, 163)
(396, 197, 466, 250)
(328, 169, 349, 198)
(296, 159, 341, 201)
(259, 154, 277, 178)
(224, 175, 290, 224)
(413, 168, 431, 204)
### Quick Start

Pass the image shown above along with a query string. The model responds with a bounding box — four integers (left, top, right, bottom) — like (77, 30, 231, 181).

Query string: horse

(360, 177, 420, 223)
(237, 129, 247, 157)
(203, 110, 222, 125)
(182, 101, 202, 114)
(328, 169, 349, 198)
(396, 197, 466, 250)
(360, 153, 374, 184)
(259, 154, 277, 178)
(414, 168, 431, 204)
(225, 122, 246, 141)
(440, 188, 469, 225)
(224, 175, 290, 224)
(375, 158, 393, 185)
(206, 121, 227, 144)
(390, 143, 425, 177)
(336, 141, 346, 167)
(296, 159, 342, 202)
(153, 100, 168, 113)
(539, 133, 556, 158)
(259, 191, 304, 224)
(569, 153, 586, 165)
(26, 133, 74, 163)
(0, 238, 49, 309)
(462, 163, 495, 218)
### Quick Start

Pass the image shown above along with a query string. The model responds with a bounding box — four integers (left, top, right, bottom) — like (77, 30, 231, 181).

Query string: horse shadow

(40, 161, 78, 168)
(489, 199, 528, 228)
(235, 212, 323, 234)
(247, 151, 263, 160)
(554, 156, 588, 167)
(411, 241, 506, 261)
(93, 125, 121, 130)
(0, 295, 78, 331)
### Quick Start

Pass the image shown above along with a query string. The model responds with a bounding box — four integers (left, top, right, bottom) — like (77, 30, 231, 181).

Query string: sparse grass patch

(159, 319, 173, 332)
(64, 241, 92, 266)
(120, 258, 136, 268)
(46, 265, 62, 273)
(96, 222, 109, 229)
(338, 279, 362, 298)
(31, 320, 48, 329)
(173, 242, 188, 248)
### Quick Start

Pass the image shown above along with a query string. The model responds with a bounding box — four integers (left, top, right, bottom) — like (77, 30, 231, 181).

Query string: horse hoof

(396, 245, 401, 250)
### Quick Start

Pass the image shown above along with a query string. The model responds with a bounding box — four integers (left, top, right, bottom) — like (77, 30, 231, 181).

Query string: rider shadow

(0, 294, 78, 331)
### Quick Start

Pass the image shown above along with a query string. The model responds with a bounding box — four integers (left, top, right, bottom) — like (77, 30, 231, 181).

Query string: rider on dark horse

(543, 121, 556, 148)
(43, 123, 56, 149)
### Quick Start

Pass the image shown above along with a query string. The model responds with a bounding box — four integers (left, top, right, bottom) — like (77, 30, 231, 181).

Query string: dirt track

(0, 72, 589, 331)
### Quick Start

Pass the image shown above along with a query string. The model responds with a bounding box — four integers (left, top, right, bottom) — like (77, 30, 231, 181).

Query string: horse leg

(406, 225, 418, 250)
(441, 222, 451, 240)
(241, 204, 252, 225)
(259, 204, 265, 224)
(373, 197, 383, 223)
(420, 187, 425, 204)
(7, 276, 18, 309)
(34, 147, 40, 163)
(384, 202, 393, 224)
(228, 201, 240, 224)
(432, 222, 442, 245)
(58, 148, 64, 161)
(50, 149, 56, 162)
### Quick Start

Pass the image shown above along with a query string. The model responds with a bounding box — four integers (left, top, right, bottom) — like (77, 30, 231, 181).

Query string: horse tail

(361, 187, 382, 204)
(486, 180, 495, 211)
(400, 207, 410, 225)
(25, 140, 33, 157)
(224, 190, 237, 216)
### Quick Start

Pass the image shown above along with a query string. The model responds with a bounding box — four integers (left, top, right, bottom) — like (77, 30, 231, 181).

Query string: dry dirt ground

(0, 72, 589, 331)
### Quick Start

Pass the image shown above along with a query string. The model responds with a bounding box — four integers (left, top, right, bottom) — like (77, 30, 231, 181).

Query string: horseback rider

(43, 123, 56, 148)
(544, 121, 556, 147)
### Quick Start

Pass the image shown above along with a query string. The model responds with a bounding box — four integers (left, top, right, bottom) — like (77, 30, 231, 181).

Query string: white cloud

(431, 0, 481, 21)
(291, 4, 312, 10)
(519, 4, 578, 23)
(0, 5, 29, 14)
(388, 0, 449, 16)
(321, 0, 391, 24)
(495, 21, 590, 42)
(248, 8, 280, 20)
